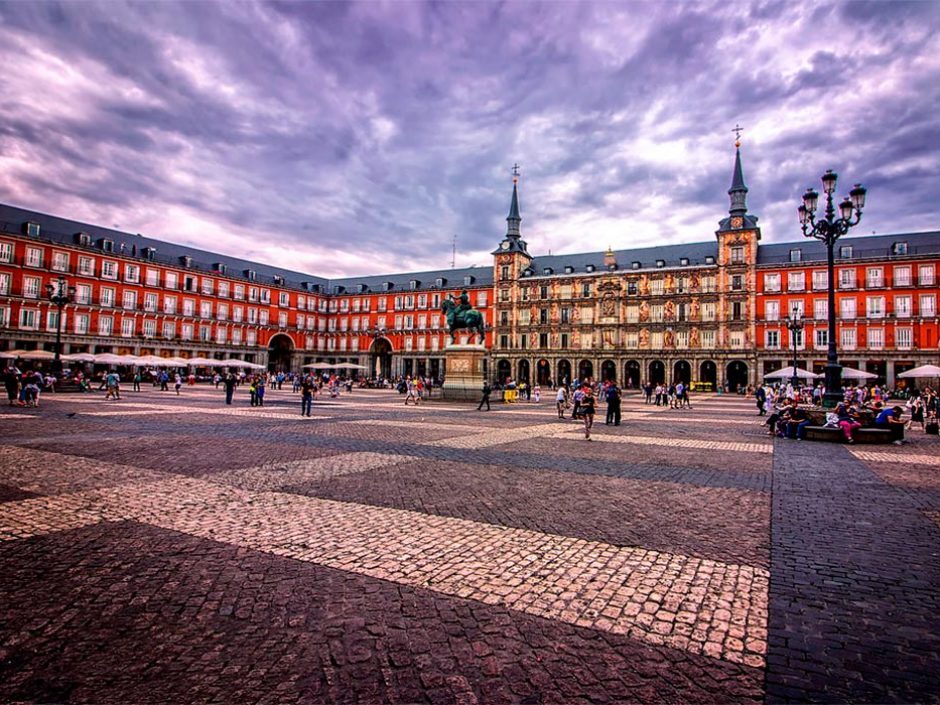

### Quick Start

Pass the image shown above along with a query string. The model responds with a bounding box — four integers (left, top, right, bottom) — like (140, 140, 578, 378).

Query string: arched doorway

(370, 337, 393, 379)
(727, 361, 748, 393)
(517, 359, 530, 384)
(268, 334, 294, 372)
(557, 359, 572, 386)
(700, 360, 717, 389)
(578, 359, 593, 381)
(536, 359, 551, 385)
(601, 359, 616, 382)
(649, 360, 666, 384)
(624, 360, 641, 389)
(497, 359, 512, 384)
(673, 360, 691, 385)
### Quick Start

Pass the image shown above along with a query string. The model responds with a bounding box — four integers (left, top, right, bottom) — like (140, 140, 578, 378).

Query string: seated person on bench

(786, 404, 811, 440)
(874, 405, 906, 445)
(835, 402, 862, 444)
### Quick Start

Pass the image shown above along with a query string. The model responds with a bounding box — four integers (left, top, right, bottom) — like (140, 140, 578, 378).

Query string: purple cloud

(0, 0, 938, 277)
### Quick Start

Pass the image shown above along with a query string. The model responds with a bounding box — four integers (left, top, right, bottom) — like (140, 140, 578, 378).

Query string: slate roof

(523, 240, 719, 276)
(757, 231, 940, 265)
(0, 203, 329, 290)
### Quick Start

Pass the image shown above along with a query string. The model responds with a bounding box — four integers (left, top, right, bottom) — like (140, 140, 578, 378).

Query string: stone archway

(601, 359, 616, 382)
(726, 361, 748, 393)
(700, 360, 717, 389)
(578, 359, 594, 381)
(496, 359, 512, 384)
(536, 359, 551, 385)
(649, 360, 666, 385)
(557, 359, 572, 386)
(518, 359, 530, 384)
(624, 360, 641, 389)
(370, 337, 393, 379)
(673, 360, 691, 385)
(267, 334, 294, 373)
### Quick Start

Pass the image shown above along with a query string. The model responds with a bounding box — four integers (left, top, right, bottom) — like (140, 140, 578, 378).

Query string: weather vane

(732, 124, 743, 147)
(511, 163, 520, 184)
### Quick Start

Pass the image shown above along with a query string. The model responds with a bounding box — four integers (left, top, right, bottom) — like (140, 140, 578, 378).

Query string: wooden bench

(804, 425, 897, 444)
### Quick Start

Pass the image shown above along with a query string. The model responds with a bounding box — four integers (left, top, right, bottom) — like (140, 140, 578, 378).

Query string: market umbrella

(186, 356, 219, 367)
(303, 362, 334, 370)
(136, 354, 169, 366)
(62, 352, 97, 363)
(897, 364, 940, 378)
(93, 353, 132, 365)
(763, 366, 819, 380)
(839, 367, 879, 380)
(339, 363, 369, 370)
(13, 350, 57, 361)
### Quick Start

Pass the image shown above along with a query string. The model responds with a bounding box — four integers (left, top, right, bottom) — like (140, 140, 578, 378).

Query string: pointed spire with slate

(728, 126, 748, 218)
(506, 163, 522, 238)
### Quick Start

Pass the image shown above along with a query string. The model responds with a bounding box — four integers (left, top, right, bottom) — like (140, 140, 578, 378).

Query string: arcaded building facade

(1, 146, 938, 387)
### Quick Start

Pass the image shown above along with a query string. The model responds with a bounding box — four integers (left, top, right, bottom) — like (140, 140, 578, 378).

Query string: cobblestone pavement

(1, 386, 938, 704)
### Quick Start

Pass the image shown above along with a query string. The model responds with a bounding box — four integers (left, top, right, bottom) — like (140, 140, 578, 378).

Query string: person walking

(477, 381, 492, 411)
(224, 373, 236, 405)
(174, 373, 182, 395)
(301, 376, 315, 417)
(556, 386, 568, 419)
(580, 383, 596, 440)
(133, 371, 142, 392)
(605, 383, 622, 426)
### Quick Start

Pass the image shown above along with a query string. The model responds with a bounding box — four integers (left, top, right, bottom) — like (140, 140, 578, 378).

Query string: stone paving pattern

(0, 385, 938, 703)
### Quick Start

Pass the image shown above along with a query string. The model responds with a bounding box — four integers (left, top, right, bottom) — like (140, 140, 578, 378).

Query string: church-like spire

(506, 164, 521, 238)
(728, 127, 748, 217)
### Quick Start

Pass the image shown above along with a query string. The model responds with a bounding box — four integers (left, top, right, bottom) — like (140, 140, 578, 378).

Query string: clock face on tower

(731, 217, 743, 229)
(500, 241, 510, 250)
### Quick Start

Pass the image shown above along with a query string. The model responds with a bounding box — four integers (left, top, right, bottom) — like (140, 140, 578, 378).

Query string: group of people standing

(641, 381, 692, 408)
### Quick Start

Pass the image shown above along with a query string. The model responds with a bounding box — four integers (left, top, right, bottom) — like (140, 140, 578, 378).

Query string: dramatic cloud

(1, 0, 938, 277)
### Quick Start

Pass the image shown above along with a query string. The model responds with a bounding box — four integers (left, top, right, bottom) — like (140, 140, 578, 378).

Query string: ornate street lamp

(45, 275, 76, 375)
(798, 170, 866, 407)
(785, 307, 804, 389)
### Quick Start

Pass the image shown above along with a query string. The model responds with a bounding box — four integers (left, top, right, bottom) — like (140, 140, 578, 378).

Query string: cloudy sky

(1, 1, 938, 277)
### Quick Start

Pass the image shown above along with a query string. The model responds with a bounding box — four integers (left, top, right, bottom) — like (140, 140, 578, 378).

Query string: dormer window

(24, 222, 40, 237)
(705, 256, 716, 265)
(143, 247, 156, 261)
(892, 241, 908, 255)
(839, 245, 853, 259)
(522, 268, 533, 277)
(383, 281, 394, 291)
(358, 284, 369, 293)
(273, 275, 284, 285)
(409, 279, 419, 290)
(213, 262, 226, 273)
(542, 267, 553, 275)
(680, 257, 690, 266)
(74, 232, 91, 246)
(435, 277, 446, 287)
(656, 259, 665, 268)
(463, 275, 475, 286)
(585, 264, 595, 273)
(98, 238, 114, 252)
(564, 266, 574, 274)
(244, 269, 256, 281)
(789, 249, 802, 263)
(632, 261, 641, 270)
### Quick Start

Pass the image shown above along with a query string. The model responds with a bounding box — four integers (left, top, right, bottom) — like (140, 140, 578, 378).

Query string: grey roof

(0, 203, 329, 291)
(757, 231, 940, 265)
(523, 240, 719, 276)
(330, 265, 493, 293)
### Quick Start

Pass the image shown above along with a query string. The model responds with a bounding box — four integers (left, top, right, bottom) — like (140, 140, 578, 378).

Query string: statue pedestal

(441, 343, 487, 402)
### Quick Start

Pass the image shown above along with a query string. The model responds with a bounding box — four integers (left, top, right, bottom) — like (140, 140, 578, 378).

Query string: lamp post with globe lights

(785, 307, 804, 390)
(798, 170, 867, 407)
(45, 275, 76, 375)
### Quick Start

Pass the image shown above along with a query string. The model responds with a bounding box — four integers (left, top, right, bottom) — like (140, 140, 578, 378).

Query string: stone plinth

(441, 343, 487, 402)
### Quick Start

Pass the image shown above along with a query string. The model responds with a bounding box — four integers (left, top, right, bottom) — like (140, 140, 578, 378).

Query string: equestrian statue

(441, 290, 486, 344)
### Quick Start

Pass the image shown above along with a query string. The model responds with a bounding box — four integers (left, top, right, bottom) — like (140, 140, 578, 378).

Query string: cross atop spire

(732, 123, 744, 147)
(506, 165, 522, 237)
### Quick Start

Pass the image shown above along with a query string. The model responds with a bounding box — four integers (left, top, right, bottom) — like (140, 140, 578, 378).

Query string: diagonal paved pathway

(767, 439, 940, 702)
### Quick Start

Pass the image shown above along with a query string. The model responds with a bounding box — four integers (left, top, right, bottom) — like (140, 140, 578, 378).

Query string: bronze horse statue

(441, 294, 485, 344)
